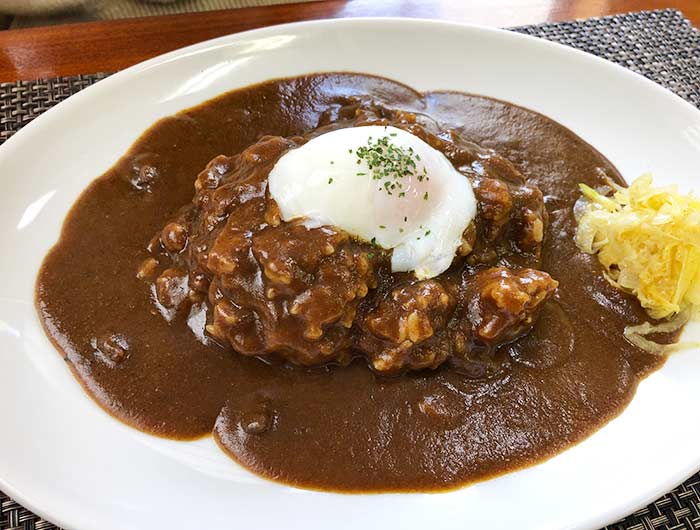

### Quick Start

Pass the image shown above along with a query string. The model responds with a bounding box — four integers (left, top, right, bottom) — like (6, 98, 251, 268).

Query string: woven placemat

(1, 8, 700, 530)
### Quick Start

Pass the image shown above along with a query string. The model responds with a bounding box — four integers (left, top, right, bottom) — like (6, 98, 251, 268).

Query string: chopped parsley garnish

(423, 192, 429, 201)
(370, 237, 377, 246)
(379, 225, 386, 229)
(354, 135, 427, 198)
(328, 177, 333, 184)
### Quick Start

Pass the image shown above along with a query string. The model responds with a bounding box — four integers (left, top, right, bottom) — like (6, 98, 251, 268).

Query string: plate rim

(3, 16, 700, 160)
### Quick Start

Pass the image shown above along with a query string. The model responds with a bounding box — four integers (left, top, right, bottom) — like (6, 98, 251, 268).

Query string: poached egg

(268, 125, 476, 279)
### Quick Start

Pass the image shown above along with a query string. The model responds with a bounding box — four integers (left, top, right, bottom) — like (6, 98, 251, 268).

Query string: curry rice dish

(36, 73, 671, 492)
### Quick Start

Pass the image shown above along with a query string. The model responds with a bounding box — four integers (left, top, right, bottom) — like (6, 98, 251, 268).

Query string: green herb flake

(423, 192, 429, 201)
(379, 225, 386, 229)
(354, 134, 427, 197)
(328, 177, 333, 184)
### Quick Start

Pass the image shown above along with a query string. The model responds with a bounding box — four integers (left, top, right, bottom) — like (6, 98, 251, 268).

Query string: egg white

(268, 125, 476, 279)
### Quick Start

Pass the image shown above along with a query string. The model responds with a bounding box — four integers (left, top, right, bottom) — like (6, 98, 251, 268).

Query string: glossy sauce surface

(36, 73, 662, 491)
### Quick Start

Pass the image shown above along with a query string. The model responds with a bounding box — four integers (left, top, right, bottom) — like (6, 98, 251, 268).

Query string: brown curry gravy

(36, 73, 663, 492)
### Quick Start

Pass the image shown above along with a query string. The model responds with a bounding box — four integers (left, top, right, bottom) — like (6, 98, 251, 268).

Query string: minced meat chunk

(143, 100, 556, 373)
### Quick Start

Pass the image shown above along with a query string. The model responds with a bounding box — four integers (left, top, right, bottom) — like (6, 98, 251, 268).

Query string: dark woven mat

(1, 8, 700, 530)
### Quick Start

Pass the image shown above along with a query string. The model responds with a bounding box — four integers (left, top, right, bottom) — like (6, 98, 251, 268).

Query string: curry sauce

(36, 73, 663, 492)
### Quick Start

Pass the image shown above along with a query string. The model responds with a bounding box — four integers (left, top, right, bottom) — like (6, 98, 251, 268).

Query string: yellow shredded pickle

(575, 173, 700, 354)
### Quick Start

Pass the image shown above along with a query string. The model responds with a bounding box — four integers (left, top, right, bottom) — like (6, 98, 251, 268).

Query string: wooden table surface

(0, 0, 698, 82)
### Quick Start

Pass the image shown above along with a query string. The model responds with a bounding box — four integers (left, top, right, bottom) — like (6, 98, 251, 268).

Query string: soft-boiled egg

(268, 125, 477, 279)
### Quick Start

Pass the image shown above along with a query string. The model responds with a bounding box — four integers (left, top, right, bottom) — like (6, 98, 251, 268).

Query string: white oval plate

(1, 18, 699, 530)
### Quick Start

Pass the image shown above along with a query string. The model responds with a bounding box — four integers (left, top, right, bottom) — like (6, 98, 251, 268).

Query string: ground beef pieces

(357, 280, 456, 373)
(143, 100, 557, 373)
(460, 267, 559, 346)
